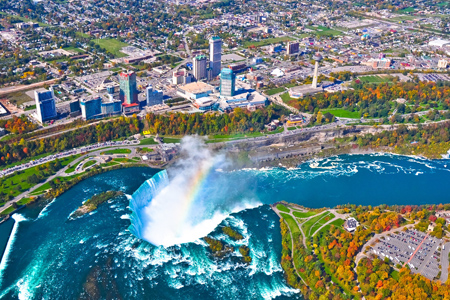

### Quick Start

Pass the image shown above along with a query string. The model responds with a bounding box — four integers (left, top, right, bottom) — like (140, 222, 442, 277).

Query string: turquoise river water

(1, 153, 450, 299)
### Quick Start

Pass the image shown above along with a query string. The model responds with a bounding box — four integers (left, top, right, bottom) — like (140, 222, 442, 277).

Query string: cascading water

(128, 137, 262, 247)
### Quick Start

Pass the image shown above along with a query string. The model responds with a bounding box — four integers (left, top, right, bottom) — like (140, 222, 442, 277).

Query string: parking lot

(370, 229, 443, 280)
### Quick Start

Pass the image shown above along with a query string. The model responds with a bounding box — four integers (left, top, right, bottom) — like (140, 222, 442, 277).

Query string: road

(0, 142, 157, 213)
(271, 203, 309, 287)
(440, 242, 450, 282)
(0, 79, 58, 97)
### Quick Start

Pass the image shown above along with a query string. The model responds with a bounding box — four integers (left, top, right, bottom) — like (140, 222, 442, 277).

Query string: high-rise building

(311, 54, 322, 89)
(80, 97, 102, 120)
(101, 100, 122, 117)
(220, 68, 235, 97)
(35, 87, 57, 123)
(193, 55, 208, 81)
(119, 71, 138, 105)
(146, 86, 164, 106)
(209, 36, 222, 78)
(287, 42, 300, 55)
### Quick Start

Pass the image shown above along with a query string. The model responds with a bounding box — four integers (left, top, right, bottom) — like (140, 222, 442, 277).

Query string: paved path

(0, 144, 157, 214)
(440, 242, 450, 282)
(271, 204, 309, 287)
(311, 209, 349, 237)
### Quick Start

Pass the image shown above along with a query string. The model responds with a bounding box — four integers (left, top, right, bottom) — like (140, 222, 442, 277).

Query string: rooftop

(179, 82, 215, 94)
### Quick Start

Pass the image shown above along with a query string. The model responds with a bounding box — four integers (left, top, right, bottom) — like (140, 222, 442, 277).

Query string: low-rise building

(177, 82, 215, 100)
(344, 217, 359, 232)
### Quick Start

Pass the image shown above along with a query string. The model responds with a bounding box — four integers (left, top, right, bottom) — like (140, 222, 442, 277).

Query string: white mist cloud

(129, 137, 261, 247)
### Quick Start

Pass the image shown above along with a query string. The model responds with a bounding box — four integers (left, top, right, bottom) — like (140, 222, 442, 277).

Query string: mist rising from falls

(128, 137, 261, 247)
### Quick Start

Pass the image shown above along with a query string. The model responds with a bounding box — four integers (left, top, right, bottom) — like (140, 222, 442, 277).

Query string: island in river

(70, 191, 124, 218)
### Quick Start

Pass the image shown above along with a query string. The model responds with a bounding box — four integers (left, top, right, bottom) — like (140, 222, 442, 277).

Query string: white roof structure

(271, 68, 284, 77)
(428, 39, 450, 48)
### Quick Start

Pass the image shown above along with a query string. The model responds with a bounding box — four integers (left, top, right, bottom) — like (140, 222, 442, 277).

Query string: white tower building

(209, 36, 222, 78)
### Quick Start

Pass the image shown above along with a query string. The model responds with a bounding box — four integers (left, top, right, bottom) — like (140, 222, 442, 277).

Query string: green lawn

(212, 132, 264, 139)
(358, 75, 393, 84)
(276, 204, 290, 213)
(305, 25, 343, 37)
(17, 197, 32, 205)
(0, 206, 15, 215)
(293, 211, 317, 218)
(162, 137, 182, 144)
(398, 7, 415, 13)
(302, 212, 331, 238)
(280, 212, 300, 234)
(280, 92, 293, 104)
(139, 147, 154, 153)
(100, 149, 131, 155)
(25, 105, 36, 111)
(76, 32, 90, 38)
(82, 160, 96, 169)
(29, 183, 51, 195)
(317, 218, 345, 235)
(310, 213, 335, 234)
(0, 12, 49, 27)
(139, 138, 159, 145)
(266, 87, 286, 96)
(243, 36, 291, 48)
(92, 39, 128, 58)
(320, 108, 361, 119)
(0, 155, 79, 198)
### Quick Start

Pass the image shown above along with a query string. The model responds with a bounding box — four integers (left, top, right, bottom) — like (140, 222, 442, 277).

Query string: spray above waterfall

(128, 137, 262, 247)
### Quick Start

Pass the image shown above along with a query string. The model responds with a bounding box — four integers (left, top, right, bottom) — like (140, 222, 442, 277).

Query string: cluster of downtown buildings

(34, 36, 267, 123)
(34, 73, 163, 123)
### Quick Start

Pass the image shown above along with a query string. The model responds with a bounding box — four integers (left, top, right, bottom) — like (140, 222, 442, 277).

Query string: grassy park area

(358, 75, 393, 84)
(100, 149, 131, 155)
(305, 25, 343, 37)
(320, 108, 360, 119)
(280, 212, 300, 234)
(243, 36, 291, 48)
(82, 160, 96, 170)
(293, 210, 317, 218)
(92, 38, 128, 57)
(276, 204, 290, 213)
(301, 211, 334, 238)
(140, 137, 159, 145)
(266, 87, 286, 96)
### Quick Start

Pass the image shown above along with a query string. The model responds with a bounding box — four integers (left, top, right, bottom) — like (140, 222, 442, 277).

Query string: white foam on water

(36, 198, 57, 219)
(0, 214, 27, 286)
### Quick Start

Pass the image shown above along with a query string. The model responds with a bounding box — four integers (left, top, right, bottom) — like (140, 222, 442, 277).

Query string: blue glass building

(220, 68, 235, 97)
(35, 88, 57, 123)
(80, 97, 102, 120)
(146, 86, 163, 106)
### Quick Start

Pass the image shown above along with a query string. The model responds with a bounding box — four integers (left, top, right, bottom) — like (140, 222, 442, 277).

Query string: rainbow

(177, 160, 215, 224)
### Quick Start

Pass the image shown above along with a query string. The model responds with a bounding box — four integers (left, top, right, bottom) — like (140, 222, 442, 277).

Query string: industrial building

(35, 87, 57, 123)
